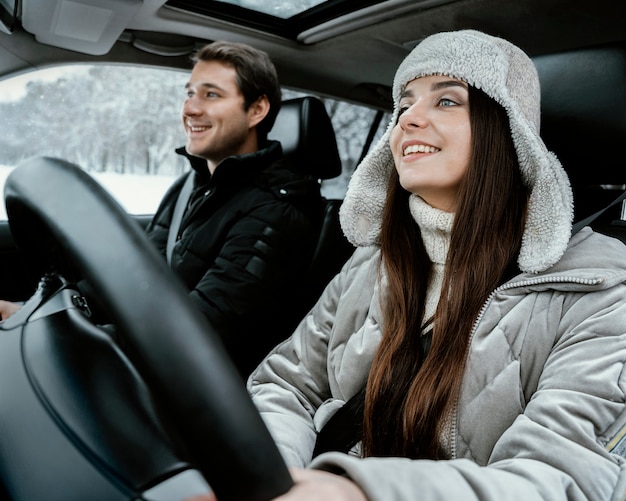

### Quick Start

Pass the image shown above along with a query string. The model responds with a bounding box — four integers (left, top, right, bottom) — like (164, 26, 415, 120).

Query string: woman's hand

(0, 300, 21, 320)
(185, 467, 367, 501)
(275, 468, 367, 501)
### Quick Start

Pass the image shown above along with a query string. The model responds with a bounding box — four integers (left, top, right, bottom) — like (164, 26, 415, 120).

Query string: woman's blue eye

(439, 98, 457, 107)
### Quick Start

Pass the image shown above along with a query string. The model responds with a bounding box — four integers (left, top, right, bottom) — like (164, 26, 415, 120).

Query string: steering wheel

(4, 157, 293, 501)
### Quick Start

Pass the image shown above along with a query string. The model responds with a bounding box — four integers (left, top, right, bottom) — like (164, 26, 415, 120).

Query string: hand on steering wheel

(185, 468, 367, 501)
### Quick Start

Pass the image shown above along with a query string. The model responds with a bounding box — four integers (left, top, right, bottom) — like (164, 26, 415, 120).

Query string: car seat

(268, 96, 355, 312)
(536, 42, 626, 242)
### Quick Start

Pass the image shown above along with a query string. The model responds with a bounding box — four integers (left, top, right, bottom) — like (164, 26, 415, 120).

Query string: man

(144, 41, 322, 377)
(1, 41, 323, 378)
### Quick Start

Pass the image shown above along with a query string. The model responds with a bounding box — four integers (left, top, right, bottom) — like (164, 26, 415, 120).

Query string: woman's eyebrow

(430, 80, 468, 91)
(400, 80, 467, 99)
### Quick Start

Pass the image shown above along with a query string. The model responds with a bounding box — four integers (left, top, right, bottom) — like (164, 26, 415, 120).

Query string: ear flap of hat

(512, 117, 574, 273)
(339, 125, 395, 247)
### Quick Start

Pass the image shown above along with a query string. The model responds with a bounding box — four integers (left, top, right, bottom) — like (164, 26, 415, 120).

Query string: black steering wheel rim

(4, 157, 292, 501)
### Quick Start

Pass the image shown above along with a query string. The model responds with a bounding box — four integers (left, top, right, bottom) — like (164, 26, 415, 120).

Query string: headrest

(269, 96, 342, 180)
(536, 43, 626, 187)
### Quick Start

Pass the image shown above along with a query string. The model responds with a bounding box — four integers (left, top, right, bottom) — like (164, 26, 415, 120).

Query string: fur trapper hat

(339, 30, 573, 273)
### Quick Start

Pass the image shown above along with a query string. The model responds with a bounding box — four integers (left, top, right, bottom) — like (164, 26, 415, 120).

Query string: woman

(197, 30, 626, 500)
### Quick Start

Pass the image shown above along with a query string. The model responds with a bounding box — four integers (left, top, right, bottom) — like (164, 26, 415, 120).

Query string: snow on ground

(0, 165, 177, 220)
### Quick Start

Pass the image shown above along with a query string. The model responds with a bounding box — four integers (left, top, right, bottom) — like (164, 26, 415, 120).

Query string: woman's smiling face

(389, 75, 471, 212)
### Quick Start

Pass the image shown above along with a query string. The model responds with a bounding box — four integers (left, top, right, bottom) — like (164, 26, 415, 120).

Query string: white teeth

(187, 121, 209, 132)
(403, 144, 439, 155)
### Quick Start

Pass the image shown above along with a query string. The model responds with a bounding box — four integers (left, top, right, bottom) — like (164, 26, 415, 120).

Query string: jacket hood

(339, 29, 574, 273)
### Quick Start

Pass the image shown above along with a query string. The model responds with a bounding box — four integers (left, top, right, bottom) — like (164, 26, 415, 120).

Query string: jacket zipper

(449, 275, 604, 459)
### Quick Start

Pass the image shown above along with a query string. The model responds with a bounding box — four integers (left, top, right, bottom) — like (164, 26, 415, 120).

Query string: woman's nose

(398, 104, 428, 129)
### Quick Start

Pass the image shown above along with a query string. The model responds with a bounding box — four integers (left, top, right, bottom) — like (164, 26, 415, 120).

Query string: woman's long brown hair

(362, 86, 529, 459)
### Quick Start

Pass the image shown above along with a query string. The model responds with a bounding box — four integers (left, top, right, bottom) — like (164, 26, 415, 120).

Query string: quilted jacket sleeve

(248, 248, 375, 468)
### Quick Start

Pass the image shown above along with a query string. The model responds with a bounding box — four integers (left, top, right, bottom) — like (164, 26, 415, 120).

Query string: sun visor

(22, 0, 142, 55)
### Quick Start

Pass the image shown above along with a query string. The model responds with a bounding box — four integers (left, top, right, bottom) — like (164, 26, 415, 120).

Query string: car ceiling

(0, 0, 625, 110)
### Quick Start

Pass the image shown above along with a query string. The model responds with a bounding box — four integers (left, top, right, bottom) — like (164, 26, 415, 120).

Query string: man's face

(182, 60, 259, 172)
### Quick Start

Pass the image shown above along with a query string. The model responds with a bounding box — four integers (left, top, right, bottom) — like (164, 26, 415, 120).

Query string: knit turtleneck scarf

(408, 195, 454, 328)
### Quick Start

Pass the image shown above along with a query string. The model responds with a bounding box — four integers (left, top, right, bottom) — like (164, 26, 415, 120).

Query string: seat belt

(312, 387, 365, 458)
(571, 189, 626, 235)
(313, 329, 432, 458)
(166, 171, 195, 266)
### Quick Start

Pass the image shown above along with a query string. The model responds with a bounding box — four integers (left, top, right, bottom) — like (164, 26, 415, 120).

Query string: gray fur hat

(339, 30, 573, 273)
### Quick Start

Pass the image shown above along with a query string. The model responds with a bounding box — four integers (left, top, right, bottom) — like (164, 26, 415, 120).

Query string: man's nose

(183, 95, 201, 116)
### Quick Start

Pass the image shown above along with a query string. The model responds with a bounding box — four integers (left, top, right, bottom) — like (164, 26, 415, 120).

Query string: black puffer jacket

(146, 141, 322, 377)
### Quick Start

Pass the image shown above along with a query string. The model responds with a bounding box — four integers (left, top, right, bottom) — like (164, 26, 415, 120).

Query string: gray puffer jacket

(249, 227, 626, 501)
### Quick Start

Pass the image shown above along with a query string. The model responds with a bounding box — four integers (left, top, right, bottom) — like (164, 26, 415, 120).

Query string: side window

(0, 64, 188, 219)
(0, 65, 389, 219)
(282, 88, 390, 199)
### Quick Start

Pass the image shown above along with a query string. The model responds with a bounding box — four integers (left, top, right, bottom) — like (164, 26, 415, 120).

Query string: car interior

(268, 96, 355, 312)
(0, 75, 353, 501)
(0, 0, 624, 500)
(535, 45, 626, 239)
(1, 155, 288, 501)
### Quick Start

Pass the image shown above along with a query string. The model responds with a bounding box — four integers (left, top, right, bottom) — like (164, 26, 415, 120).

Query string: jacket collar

(504, 227, 626, 290)
(175, 140, 283, 185)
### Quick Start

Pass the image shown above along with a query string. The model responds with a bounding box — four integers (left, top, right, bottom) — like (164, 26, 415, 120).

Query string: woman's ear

(247, 95, 270, 129)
